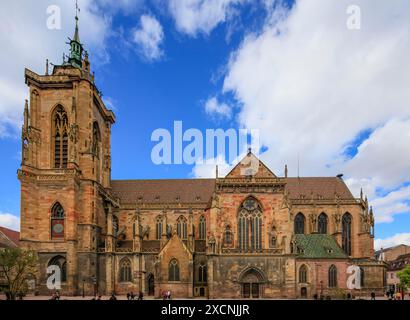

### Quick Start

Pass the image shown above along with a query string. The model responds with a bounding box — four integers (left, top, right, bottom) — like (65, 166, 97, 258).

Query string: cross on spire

(75, 0, 80, 21)
(73, 0, 81, 42)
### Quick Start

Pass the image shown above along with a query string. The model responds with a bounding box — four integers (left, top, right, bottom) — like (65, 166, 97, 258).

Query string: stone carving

(69, 124, 78, 162)
(334, 213, 341, 232)
(309, 214, 317, 233)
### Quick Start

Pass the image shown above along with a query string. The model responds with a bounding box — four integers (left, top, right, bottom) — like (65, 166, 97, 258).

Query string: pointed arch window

(299, 265, 308, 283)
(198, 264, 207, 283)
(294, 213, 305, 234)
(156, 216, 163, 240)
(177, 216, 187, 239)
(318, 213, 328, 234)
(168, 259, 180, 281)
(48, 256, 67, 282)
(328, 265, 337, 288)
(342, 213, 352, 255)
(238, 197, 262, 252)
(120, 258, 132, 282)
(199, 215, 206, 240)
(52, 106, 69, 168)
(51, 202, 65, 240)
(224, 225, 233, 246)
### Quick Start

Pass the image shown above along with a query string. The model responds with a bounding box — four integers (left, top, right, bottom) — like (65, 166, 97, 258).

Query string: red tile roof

(111, 176, 354, 205)
(286, 177, 354, 199)
(0, 226, 20, 247)
(111, 179, 216, 204)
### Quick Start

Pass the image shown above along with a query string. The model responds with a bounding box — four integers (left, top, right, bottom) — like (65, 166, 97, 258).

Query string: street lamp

(82, 279, 85, 298)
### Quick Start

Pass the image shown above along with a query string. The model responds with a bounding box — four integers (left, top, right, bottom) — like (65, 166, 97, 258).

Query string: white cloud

(0, 0, 112, 137)
(371, 185, 410, 223)
(168, 0, 244, 36)
(204, 96, 232, 119)
(375, 233, 410, 250)
(343, 119, 410, 223)
(133, 14, 164, 61)
(191, 154, 234, 178)
(344, 119, 410, 195)
(220, 0, 410, 222)
(0, 212, 20, 231)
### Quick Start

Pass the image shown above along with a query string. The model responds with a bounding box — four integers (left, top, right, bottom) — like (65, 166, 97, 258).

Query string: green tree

(0, 248, 37, 300)
(397, 265, 410, 291)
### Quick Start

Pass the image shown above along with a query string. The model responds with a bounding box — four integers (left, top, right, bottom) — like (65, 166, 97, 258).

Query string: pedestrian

(109, 292, 117, 300)
(167, 290, 172, 300)
(55, 291, 60, 300)
(130, 291, 135, 300)
(138, 291, 144, 300)
(127, 292, 131, 300)
(370, 292, 376, 300)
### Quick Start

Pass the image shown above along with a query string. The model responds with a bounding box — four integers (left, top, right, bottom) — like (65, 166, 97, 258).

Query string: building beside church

(18, 16, 386, 299)
(376, 245, 410, 294)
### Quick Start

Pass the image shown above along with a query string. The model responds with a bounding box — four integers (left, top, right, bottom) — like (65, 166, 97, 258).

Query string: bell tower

(18, 7, 117, 295)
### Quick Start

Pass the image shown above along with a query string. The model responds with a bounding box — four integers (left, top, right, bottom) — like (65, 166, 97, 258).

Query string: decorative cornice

(118, 202, 208, 210)
(290, 198, 364, 207)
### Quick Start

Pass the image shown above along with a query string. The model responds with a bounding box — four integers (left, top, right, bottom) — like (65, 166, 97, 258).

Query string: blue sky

(0, 0, 409, 249)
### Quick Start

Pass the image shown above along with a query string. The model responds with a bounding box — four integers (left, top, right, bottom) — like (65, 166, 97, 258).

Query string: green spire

(68, 0, 83, 68)
(73, 14, 80, 43)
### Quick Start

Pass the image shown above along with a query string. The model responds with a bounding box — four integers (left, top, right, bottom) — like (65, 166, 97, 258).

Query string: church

(18, 15, 386, 299)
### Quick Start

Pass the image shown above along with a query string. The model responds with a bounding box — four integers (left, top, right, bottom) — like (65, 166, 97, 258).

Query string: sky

(0, 0, 409, 249)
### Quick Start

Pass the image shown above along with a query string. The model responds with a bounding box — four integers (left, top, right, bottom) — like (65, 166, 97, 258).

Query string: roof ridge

(111, 178, 216, 182)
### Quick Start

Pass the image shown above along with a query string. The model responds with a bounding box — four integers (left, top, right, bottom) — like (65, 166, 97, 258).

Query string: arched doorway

(147, 273, 155, 296)
(239, 268, 265, 299)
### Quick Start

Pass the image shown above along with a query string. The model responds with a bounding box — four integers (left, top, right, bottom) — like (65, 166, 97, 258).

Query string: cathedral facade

(18, 19, 386, 299)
